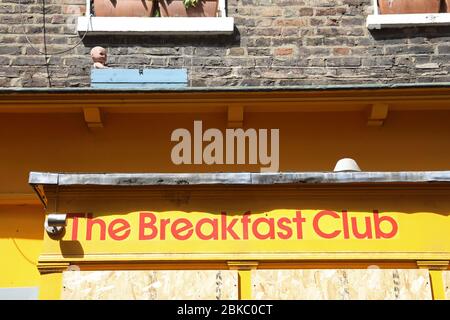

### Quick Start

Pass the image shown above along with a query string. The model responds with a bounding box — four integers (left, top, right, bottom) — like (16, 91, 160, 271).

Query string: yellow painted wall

(0, 108, 449, 298)
(0, 111, 450, 193)
(0, 205, 44, 288)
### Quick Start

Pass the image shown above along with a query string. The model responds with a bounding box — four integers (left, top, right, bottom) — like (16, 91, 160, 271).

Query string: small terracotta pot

(444, 0, 450, 12)
(159, 0, 219, 17)
(378, 0, 441, 14)
(93, 0, 156, 17)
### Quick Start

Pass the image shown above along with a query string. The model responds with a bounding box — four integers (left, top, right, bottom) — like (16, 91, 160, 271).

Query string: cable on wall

(18, 0, 92, 56)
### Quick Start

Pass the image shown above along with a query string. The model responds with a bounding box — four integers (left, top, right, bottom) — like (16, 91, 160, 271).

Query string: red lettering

(373, 210, 398, 239)
(160, 218, 170, 240)
(313, 210, 341, 239)
(351, 216, 373, 239)
(195, 218, 218, 240)
(108, 218, 130, 241)
(252, 217, 275, 240)
(277, 217, 293, 239)
(171, 218, 193, 240)
(86, 214, 106, 240)
(221, 212, 240, 240)
(342, 210, 350, 239)
(139, 212, 157, 240)
(292, 211, 306, 240)
(67, 213, 85, 241)
(241, 212, 251, 240)
(67, 211, 400, 242)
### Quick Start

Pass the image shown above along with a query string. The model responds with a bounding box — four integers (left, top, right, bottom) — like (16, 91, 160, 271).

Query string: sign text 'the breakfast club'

(68, 210, 399, 242)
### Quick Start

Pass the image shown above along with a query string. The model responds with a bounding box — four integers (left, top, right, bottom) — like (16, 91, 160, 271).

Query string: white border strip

(367, 13, 450, 30)
(77, 16, 234, 35)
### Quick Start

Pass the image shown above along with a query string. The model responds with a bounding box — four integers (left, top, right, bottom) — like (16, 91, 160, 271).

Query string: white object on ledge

(333, 158, 362, 173)
(367, 13, 450, 30)
(77, 16, 235, 35)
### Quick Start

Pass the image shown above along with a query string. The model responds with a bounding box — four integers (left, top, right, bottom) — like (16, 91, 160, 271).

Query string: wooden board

(62, 270, 237, 300)
(444, 271, 450, 300)
(91, 69, 188, 89)
(252, 269, 432, 300)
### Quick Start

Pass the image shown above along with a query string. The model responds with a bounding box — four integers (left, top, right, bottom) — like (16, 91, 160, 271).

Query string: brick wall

(2, 0, 450, 87)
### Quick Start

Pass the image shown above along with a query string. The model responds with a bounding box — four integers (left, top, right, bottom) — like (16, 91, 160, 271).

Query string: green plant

(153, 5, 161, 17)
(183, 0, 199, 9)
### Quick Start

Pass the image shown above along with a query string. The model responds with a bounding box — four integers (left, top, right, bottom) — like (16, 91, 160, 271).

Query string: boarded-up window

(252, 269, 432, 300)
(62, 270, 237, 300)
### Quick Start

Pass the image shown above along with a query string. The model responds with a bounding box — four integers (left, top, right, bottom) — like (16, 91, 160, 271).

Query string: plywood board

(444, 271, 450, 300)
(62, 270, 237, 300)
(252, 269, 431, 300)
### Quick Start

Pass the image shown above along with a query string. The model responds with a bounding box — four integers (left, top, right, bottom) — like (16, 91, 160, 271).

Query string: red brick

(274, 48, 294, 56)
(333, 47, 351, 55)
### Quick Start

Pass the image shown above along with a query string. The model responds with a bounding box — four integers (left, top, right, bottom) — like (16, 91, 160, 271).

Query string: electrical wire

(18, 0, 92, 56)
(11, 238, 38, 266)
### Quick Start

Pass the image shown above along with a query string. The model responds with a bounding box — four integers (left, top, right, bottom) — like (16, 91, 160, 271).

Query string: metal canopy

(29, 171, 450, 187)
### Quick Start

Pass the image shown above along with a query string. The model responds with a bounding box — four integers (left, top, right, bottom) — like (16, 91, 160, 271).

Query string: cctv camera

(45, 213, 67, 236)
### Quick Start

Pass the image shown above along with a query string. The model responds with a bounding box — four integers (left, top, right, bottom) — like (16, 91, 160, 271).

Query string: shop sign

(39, 210, 450, 261)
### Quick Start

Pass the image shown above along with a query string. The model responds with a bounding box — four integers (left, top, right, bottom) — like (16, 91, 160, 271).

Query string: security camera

(45, 213, 67, 236)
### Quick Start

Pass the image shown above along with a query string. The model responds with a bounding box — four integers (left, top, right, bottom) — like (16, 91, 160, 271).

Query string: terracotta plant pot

(93, 0, 156, 17)
(444, 0, 450, 12)
(378, 0, 440, 14)
(159, 0, 219, 17)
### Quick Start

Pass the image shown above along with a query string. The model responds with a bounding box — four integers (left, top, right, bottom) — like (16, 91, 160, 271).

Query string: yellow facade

(1, 88, 450, 299)
(0, 206, 43, 288)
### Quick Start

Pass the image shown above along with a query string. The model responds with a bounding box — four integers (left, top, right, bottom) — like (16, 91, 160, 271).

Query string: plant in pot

(93, 0, 157, 17)
(158, 0, 219, 17)
(378, 0, 441, 14)
(444, 0, 450, 12)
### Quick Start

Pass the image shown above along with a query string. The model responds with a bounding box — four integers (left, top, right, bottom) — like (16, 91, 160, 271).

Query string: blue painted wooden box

(91, 68, 188, 89)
